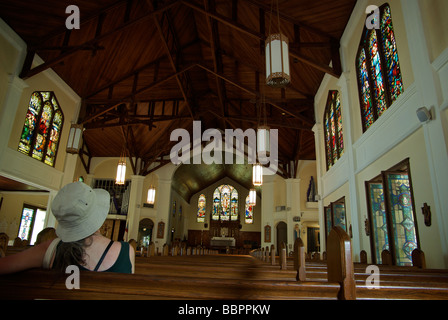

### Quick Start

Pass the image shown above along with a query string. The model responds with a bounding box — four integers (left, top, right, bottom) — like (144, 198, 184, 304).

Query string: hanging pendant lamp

(115, 152, 126, 185)
(249, 188, 257, 206)
(257, 125, 271, 157)
(147, 186, 156, 205)
(266, 33, 290, 88)
(146, 174, 156, 205)
(265, 0, 290, 88)
(253, 163, 263, 186)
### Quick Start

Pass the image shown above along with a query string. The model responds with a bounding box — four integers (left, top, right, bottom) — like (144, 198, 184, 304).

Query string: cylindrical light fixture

(66, 124, 83, 154)
(147, 186, 156, 205)
(115, 155, 126, 185)
(253, 163, 263, 186)
(266, 33, 290, 88)
(257, 125, 271, 156)
(249, 188, 257, 206)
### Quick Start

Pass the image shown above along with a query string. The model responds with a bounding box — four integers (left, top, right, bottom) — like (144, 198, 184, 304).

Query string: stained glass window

(324, 206, 332, 238)
(230, 188, 238, 221)
(365, 160, 420, 266)
(356, 4, 403, 132)
(384, 173, 418, 266)
(245, 196, 253, 224)
(212, 185, 239, 222)
(17, 205, 47, 244)
(197, 194, 206, 223)
(333, 203, 347, 232)
(324, 91, 344, 170)
(18, 91, 64, 167)
(381, 5, 403, 103)
(367, 182, 389, 264)
(213, 188, 220, 221)
(18, 207, 35, 241)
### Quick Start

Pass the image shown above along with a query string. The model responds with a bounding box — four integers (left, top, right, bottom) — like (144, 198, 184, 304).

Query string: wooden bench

(0, 254, 340, 300)
(252, 228, 448, 300)
(2, 228, 447, 300)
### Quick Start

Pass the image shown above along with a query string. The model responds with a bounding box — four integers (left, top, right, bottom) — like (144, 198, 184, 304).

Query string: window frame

(17, 91, 64, 167)
(324, 197, 347, 244)
(355, 3, 403, 133)
(365, 158, 421, 266)
(212, 184, 239, 222)
(17, 203, 47, 243)
(323, 90, 344, 170)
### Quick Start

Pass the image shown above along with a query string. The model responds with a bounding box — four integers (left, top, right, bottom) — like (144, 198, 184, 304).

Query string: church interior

(1, 0, 448, 300)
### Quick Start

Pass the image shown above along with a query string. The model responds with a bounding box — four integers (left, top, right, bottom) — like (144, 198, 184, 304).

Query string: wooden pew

(2, 233, 447, 300)
(326, 226, 356, 300)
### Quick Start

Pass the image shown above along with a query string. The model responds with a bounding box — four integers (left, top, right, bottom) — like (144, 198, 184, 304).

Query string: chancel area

(1, 0, 448, 300)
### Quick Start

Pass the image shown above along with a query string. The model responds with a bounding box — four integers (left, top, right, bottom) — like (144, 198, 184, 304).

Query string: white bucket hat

(51, 182, 110, 242)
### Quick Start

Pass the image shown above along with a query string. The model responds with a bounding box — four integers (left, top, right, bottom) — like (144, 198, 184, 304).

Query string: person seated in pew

(0, 182, 135, 274)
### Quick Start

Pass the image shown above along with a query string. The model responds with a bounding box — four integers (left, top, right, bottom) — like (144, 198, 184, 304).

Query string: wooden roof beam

(149, 0, 195, 119)
(204, 0, 227, 129)
(183, 0, 341, 78)
(19, 0, 180, 80)
(196, 63, 314, 125)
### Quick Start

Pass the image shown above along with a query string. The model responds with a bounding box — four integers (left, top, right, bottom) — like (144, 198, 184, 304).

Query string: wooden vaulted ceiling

(0, 0, 356, 199)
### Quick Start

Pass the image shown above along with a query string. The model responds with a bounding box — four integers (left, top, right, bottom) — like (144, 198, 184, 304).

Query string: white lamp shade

(249, 188, 257, 206)
(147, 186, 156, 205)
(253, 163, 263, 186)
(266, 33, 290, 88)
(115, 160, 126, 185)
(257, 126, 270, 156)
(66, 124, 83, 154)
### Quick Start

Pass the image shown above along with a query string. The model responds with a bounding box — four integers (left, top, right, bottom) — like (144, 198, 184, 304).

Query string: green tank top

(55, 240, 132, 274)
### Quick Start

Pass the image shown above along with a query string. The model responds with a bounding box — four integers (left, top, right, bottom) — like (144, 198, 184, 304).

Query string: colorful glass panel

(324, 91, 344, 170)
(18, 92, 63, 167)
(197, 194, 206, 223)
(324, 116, 332, 169)
(213, 185, 238, 221)
(212, 189, 220, 221)
(380, 5, 403, 103)
(368, 183, 389, 264)
(357, 4, 403, 132)
(385, 173, 418, 266)
(325, 206, 332, 237)
(332, 203, 346, 232)
(220, 185, 231, 221)
(18, 92, 42, 154)
(368, 30, 388, 117)
(245, 196, 253, 224)
(45, 110, 62, 166)
(18, 207, 35, 240)
(32, 102, 53, 161)
(335, 94, 344, 158)
(230, 188, 238, 221)
(358, 49, 375, 130)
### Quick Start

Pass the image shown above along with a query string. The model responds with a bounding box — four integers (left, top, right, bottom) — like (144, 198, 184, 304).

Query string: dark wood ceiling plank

(149, 0, 195, 119)
(197, 63, 313, 125)
(184, 0, 341, 78)
(20, 0, 180, 80)
(204, 0, 227, 129)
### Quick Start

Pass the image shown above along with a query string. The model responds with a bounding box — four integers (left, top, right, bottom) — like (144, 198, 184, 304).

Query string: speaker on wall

(416, 107, 432, 123)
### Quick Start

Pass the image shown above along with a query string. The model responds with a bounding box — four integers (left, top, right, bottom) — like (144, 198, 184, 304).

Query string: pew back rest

(326, 226, 356, 300)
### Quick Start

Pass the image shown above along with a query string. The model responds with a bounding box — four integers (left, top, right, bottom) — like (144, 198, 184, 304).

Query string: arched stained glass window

(324, 90, 344, 170)
(197, 194, 206, 223)
(245, 196, 253, 224)
(356, 4, 403, 132)
(18, 91, 64, 167)
(212, 185, 239, 221)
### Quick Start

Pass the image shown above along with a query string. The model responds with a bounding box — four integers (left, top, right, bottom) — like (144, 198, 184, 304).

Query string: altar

(210, 237, 235, 247)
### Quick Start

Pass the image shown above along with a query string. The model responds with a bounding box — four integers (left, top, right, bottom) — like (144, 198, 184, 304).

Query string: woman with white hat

(0, 182, 135, 274)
